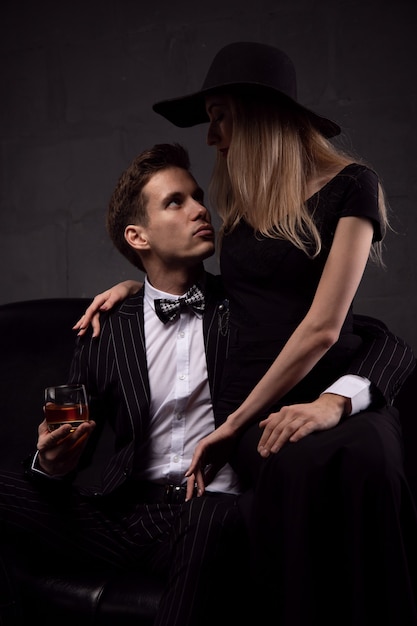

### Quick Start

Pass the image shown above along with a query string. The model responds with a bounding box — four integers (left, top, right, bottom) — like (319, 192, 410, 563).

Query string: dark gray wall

(1, 0, 417, 351)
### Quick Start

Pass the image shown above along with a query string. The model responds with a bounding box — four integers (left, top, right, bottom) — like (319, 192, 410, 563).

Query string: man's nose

(192, 201, 209, 220)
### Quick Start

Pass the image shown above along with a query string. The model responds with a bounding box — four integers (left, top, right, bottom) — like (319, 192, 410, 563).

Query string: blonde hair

(209, 92, 389, 265)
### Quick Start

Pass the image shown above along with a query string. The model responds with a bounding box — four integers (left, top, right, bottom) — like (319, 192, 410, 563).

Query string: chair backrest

(0, 298, 91, 471)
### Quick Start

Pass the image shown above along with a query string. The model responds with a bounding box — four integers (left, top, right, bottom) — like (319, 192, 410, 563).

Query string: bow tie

(154, 284, 205, 324)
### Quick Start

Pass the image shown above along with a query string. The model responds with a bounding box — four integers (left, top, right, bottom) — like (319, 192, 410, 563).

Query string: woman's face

(205, 94, 233, 157)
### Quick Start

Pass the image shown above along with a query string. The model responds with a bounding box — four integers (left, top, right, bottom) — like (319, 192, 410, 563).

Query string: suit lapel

(109, 290, 151, 442)
(202, 273, 230, 409)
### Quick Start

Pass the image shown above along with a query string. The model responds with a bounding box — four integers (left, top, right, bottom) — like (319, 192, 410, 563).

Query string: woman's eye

(208, 110, 224, 124)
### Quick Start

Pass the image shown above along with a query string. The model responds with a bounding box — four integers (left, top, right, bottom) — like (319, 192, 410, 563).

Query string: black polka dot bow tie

(154, 284, 205, 324)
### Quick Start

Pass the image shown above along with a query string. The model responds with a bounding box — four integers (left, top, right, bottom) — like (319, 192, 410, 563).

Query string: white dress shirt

(134, 277, 241, 495)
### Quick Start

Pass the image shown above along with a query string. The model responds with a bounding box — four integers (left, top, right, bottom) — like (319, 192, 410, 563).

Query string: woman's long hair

(209, 92, 389, 265)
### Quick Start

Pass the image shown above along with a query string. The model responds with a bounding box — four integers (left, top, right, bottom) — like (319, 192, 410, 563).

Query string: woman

(76, 42, 417, 625)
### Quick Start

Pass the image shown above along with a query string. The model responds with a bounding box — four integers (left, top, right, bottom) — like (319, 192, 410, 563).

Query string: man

(0, 143, 246, 626)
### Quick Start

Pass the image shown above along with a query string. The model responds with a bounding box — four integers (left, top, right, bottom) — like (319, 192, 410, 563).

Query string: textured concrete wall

(1, 0, 416, 350)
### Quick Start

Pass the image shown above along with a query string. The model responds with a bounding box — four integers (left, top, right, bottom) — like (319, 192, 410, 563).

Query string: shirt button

(179, 331, 185, 338)
(173, 455, 179, 463)
(177, 413, 183, 420)
(179, 374, 185, 380)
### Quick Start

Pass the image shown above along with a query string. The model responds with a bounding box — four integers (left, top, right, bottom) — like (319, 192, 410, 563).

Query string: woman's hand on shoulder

(73, 280, 142, 337)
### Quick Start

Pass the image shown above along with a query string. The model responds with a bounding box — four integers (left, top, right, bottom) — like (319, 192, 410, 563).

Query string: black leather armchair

(0, 298, 416, 625)
(0, 299, 164, 625)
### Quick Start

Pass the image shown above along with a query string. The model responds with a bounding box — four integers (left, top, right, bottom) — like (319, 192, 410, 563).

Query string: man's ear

(124, 225, 150, 251)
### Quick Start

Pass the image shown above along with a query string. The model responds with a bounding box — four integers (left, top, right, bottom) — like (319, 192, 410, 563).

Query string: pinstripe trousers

(0, 471, 246, 626)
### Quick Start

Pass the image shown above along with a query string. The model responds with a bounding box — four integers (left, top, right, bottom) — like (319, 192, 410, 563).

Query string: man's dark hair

(107, 143, 191, 270)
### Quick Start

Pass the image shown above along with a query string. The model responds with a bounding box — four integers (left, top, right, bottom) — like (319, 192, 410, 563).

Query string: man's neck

(146, 264, 205, 296)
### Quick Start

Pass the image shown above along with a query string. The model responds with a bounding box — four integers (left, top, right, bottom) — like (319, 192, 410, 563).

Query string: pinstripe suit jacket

(349, 314, 415, 405)
(69, 274, 415, 496)
(69, 272, 230, 496)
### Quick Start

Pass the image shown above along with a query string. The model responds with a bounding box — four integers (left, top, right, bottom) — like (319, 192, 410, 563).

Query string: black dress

(218, 164, 417, 625)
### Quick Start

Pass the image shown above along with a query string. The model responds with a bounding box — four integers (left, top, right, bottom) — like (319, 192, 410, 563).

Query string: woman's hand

(257, 393, 348, 457)
(73, 280, 142, 337)
(185, 421, 238, 500)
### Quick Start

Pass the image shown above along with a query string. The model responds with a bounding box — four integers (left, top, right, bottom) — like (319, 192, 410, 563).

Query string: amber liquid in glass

(45, 403, 89, 432)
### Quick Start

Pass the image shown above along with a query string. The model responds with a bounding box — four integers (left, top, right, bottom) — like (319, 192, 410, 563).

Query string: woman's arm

(73, 280, 142, 337)
(228, 216, 374, 431)
(186, 215, 374, 494)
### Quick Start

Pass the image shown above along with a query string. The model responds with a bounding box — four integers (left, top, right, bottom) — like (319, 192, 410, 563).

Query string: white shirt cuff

(321, 375, 371, 416)
(31, 450, 65, 479)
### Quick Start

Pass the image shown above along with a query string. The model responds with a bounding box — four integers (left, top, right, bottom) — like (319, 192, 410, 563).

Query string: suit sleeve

(349, 314, 416, 405)
(68, 330, 108, 469)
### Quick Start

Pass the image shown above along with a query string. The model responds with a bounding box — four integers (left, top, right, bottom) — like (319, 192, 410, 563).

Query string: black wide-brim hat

(153, 42, 341, 138)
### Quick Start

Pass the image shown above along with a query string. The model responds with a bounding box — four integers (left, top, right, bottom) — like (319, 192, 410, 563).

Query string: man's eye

(167, 198, 181, 208)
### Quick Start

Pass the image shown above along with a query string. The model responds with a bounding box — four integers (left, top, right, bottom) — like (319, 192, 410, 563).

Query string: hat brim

(152, 83, 341, 138)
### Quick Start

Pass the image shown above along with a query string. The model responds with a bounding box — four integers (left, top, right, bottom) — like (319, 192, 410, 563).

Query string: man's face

(137, 166, 215, 271)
